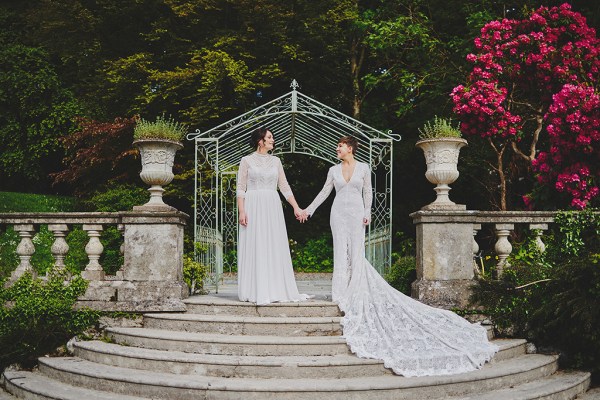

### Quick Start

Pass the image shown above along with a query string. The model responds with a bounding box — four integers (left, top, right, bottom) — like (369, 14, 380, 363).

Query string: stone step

(31, 354, 560, 400)
(73, 338, 524, 379)
(106, 325, 503, 359)
(577, 388, 600, 400)
(452, 370, 590, 400)
(1, 370, 146, 400)
(183, 296, 342, 317)
(106, 327, 351, 356)
(73, 340, 391, 379)
(489, 338, 527, 362)
(0, 387, 17, 400)
(143, 313, 343, 336)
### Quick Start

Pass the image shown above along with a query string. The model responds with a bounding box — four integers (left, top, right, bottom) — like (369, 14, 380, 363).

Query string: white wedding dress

(306, 162, 498, 377)
(236, 152, 310, 305)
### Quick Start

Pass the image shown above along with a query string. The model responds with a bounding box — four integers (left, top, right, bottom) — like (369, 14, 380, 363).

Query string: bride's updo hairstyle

(250, 127, 269, 149)
(338, 136, 359, 155)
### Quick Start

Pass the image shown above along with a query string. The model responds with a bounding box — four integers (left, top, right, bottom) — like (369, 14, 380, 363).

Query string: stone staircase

(0, 279, 594, 400)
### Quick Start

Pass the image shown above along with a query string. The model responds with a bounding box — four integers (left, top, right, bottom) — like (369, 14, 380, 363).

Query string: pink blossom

(452, 4, 600, 209)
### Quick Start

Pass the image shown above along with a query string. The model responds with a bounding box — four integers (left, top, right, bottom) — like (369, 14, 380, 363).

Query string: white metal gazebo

(187, 80, 401, 290)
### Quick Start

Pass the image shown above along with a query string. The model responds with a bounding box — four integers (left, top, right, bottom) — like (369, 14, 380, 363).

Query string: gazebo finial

(290, 79, 299, 90)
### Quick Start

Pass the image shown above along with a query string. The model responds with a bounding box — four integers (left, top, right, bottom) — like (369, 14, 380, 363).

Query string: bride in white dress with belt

(236, 127, 310, 305)
(301, 136, 498, 377)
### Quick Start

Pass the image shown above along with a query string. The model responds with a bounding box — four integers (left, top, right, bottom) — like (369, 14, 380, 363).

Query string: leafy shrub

(84, 184, 148, 212)
(418, 116, 462, 139)
(0, 191, 78, 213)
(291, 235, 334, 272)
(183, 255, 208, 295)
(471, 209, 600, 382)
(384, 256, 416, 295)
(223, 248, 237, 273)
(0, 271, 99, 371)
(133, 115, 187, 142)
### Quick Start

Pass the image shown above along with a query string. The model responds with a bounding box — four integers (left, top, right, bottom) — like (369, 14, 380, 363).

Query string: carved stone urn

(416, 137, 468, 210)
(133, 138, 183, 210)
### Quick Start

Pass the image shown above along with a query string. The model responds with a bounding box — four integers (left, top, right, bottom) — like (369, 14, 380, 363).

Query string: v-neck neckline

(340, 162, 357, 184)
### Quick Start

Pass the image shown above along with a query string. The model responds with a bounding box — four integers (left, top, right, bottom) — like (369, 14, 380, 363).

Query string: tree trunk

(350, 36, 365, 120)
(497, 146, 507, 211)
(488, 138, 508, 211)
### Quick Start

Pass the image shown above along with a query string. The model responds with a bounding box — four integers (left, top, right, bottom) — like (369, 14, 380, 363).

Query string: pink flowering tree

(451, 3, 600, 210)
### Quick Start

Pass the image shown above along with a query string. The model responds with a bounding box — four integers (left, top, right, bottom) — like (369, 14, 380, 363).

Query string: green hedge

(0, 271, 99, 371)
(471, 209, 600, 383)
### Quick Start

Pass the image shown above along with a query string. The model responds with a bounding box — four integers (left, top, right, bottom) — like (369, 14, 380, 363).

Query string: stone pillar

(118, 210, 189, 306)
(410, 210, 476, 309)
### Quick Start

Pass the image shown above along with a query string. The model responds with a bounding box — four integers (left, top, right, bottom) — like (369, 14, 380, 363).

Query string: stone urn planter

(133, 115, 186, 210)
(416, 137, 468, 210)
(133, 138, 183, 210)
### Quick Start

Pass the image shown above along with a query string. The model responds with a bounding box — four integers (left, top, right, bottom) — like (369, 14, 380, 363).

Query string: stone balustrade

(410, 210, 557, 309)
(0, 211, 189, 312)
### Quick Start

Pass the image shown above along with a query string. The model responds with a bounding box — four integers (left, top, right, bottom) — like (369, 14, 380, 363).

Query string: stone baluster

(81, 224, 105, 281)
(472, 224, 481, 256)
(114, 223, 125, 279)
(472, 224, 481, 276)
(11, 224, 36, 281)
(48, 224, 69, 271)
(494, 223, 514, 277)
(529, 223, 548, 253)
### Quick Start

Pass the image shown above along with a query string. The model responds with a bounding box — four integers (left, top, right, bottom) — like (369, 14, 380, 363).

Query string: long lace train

(338, 257, 498, 377)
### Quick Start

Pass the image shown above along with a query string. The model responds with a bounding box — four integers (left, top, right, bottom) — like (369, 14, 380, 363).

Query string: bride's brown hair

(338, 136, 359, 155)
(250, 127, 269, 148)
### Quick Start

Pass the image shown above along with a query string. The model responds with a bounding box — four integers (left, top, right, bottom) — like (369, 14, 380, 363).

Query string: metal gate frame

(188, 80, 401, 291)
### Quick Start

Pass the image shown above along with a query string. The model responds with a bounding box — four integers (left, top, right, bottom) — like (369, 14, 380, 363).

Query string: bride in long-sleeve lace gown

(236, 128, 310, 305)
(304, 136, 498, 377)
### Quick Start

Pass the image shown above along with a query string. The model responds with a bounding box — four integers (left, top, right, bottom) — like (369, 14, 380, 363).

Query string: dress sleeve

(237, 157, 249, 198)
(277, 158, 294, 200)
(362, 163, 372, 221)
(306, 167, 334, 216)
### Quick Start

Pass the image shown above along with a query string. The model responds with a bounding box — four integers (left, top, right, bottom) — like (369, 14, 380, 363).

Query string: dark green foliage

(0, 271, 99, 371)
(0, 191, 83, 279)
(471, 209, 600, 382)
(291, 235, 334, 273)
(384, 233, 416, 294)
(83, 185, 148, 212)
(384, 256, 416, 295)
(183, 255, 208, 295)
(0, 191, 78, 213)
(0, 44, 82, 192)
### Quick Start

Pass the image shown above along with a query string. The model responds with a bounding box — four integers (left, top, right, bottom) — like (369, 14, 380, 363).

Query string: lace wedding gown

(306, 162, 498, 377)
(236, 152, 310, 305)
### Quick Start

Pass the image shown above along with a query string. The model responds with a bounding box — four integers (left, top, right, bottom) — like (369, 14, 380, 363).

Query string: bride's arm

(362, 164, 373, 224)
(237, 157, 249, 226)
(276, 158, 303, 218)
(305, 167, 334, 217)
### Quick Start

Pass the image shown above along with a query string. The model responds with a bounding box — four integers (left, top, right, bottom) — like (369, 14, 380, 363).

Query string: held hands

(295, 208, 309, 223)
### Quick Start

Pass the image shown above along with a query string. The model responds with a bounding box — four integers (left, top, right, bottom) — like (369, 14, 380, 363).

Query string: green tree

(0, 44, 81, 191)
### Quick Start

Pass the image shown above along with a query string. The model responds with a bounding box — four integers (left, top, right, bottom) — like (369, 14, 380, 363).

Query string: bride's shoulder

(359, 161, 371, 172)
